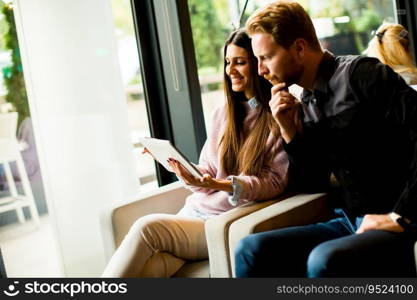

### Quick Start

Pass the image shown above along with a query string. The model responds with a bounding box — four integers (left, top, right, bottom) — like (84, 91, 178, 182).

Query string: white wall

(14, 0, 140, 276)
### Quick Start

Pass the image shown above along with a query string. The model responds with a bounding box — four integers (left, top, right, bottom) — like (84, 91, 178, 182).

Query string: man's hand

(269, 82, 300, 143)
(356, 214, 404, 234)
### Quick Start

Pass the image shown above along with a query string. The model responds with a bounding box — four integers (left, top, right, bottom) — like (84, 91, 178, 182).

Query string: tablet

(138, 137, 203, 178)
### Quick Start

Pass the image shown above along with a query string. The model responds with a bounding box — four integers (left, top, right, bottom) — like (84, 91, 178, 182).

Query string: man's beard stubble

(264, 64, 303, 86)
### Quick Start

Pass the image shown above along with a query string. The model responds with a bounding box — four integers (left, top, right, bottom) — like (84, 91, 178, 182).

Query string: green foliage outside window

(1, 2, 29, 127)
(311, 0, 394, 54)
(188, 0, 227, 73)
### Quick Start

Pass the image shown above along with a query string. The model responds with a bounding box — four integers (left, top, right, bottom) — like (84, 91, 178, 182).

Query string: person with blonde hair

(102, 29, 289, 278)
(234, 0, 417, 277)
(366, 23, 417, 85)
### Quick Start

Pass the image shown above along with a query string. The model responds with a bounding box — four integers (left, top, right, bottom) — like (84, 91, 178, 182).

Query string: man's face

(251, 32, 304, 86)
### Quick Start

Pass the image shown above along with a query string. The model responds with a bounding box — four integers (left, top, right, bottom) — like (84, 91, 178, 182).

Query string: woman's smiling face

(225, 44, 254, 98)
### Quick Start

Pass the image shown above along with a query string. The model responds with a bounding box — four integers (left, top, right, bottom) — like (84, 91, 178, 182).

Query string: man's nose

(258, 61, 267, 76)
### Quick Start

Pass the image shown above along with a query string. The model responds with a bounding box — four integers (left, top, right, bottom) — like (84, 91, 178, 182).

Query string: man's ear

(293, 38, 307, 59)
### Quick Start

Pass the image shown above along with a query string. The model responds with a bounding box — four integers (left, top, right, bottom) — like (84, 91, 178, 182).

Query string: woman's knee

(127, 214, 171, 244)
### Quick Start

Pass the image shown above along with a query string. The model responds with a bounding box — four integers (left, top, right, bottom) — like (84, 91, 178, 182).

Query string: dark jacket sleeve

(283, 123, 331, 193)
(349, 57, 417, 222)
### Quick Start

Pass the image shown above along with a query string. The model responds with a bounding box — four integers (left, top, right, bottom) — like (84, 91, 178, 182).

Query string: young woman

(366, 23, 417, 85)
(102, 29, 289, 277)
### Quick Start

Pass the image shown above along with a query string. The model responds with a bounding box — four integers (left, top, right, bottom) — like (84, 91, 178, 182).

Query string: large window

(188, 0, 397, 130)
(0, 1, 59, 277)
(0, 0, 158, 277)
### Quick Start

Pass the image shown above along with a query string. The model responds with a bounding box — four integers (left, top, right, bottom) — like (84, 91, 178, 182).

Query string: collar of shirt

(247, 97, 258, 109)
(301, 50, 336, 105)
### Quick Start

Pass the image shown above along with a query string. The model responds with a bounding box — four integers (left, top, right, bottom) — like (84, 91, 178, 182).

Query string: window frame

(0, 247, 6, 278)
(130, 0, 206, 186)
(396, 0, 417, 62)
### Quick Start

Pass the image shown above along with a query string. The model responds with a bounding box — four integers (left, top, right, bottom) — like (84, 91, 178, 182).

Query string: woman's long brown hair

(219, 29, 280, 177)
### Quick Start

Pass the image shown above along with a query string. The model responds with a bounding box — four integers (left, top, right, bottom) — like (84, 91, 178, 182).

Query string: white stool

(0, 112, 40, 226)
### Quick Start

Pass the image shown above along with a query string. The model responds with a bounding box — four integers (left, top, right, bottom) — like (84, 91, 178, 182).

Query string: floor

(0, 180, 158, 278)
(0, 214, 63, 277)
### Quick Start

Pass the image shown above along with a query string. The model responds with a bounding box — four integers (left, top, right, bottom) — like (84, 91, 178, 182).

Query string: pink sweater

(185, 101, 289, 215)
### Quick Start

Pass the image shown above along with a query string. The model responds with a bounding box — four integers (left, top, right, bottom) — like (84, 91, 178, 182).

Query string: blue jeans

(234, 209, 417, 277)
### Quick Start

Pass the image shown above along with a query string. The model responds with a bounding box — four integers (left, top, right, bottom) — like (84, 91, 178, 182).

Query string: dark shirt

(284, 51, 417, 222)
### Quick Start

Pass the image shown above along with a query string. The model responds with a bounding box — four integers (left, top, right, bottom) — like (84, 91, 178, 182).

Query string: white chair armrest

(100, 181, 191, 261)
(205, 193, 300, 278)
(228, 193, 330, 276)
(414, 241, 417, 270)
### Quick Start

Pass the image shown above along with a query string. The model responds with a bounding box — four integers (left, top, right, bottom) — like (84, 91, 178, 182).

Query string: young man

(235, 0, 417, 277)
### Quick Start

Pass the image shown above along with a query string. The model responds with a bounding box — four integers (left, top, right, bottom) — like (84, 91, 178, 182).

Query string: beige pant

(102, 213, 207, 277)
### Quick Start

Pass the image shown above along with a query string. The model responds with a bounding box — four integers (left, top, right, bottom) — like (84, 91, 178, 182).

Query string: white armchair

(227, 194, 417, 276)
(100, 176, 417, 277)
(228, 193, 330, 276)
(99, 181, 305, 277)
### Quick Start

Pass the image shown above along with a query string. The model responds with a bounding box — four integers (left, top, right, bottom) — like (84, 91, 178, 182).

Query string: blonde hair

(246, 0, 321, 51)
(366, 23, 417, 76)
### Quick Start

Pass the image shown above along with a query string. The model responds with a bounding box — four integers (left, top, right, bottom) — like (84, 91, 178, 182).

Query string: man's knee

(234, 234, 267, 277)
(235, 232, 287, 277)
(307, 242, 345, 277)
(235, 234, 261, 262)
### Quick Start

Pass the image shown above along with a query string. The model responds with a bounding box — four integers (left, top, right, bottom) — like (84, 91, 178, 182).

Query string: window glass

(0, 0, 158, 277)
(188, 0, 230, 132)
(188, 0, 397, 131)
(0, 2, 60, 277)
(111, 0, 157, 191)
(243, 0, 397, 55)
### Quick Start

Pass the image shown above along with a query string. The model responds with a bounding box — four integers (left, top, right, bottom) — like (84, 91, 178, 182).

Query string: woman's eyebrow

(225, 56, 248, 59)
